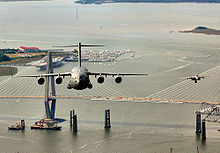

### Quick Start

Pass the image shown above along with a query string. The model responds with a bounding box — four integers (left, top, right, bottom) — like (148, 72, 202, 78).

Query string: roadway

(1, 95, 220, 105)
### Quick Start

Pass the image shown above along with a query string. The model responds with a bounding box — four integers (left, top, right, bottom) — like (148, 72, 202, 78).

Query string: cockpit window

(79, 76, 87, 80)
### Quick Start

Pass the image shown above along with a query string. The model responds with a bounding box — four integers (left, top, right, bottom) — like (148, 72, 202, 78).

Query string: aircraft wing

(186, 76, 208, 79)
(178, 77, 188, 80)
(200, 76, 210, 78)
(88, 72, 148, 77)
(16, 72, 71, 78)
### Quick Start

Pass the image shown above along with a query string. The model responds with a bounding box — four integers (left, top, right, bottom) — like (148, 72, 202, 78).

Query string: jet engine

(38, 77, 45, 85)
(67, 84, 71, 89)
(97, 76, 104, 84)
(88, 83, 93, 89)
(56, 77, 62, 84)
(115, 76, 122, 84)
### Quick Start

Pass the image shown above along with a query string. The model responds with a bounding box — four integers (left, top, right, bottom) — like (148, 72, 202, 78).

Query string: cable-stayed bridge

(0, 63, 135, 98)
(1, 63, 220, 105)
(146, 65, 220, 104)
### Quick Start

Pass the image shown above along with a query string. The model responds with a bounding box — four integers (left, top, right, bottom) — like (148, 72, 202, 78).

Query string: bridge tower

(44, 51, 56, 119)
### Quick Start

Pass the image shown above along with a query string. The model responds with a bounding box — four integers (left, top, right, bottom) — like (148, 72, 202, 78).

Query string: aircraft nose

(79, 78, 89, 84)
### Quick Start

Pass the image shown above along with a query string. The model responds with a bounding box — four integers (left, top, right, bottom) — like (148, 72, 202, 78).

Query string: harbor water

(0, 1, 220, 152)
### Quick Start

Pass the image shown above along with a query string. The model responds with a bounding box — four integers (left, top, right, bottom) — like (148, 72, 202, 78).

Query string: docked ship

(36, 57, 64, 70)
(64, 54, 90, 62)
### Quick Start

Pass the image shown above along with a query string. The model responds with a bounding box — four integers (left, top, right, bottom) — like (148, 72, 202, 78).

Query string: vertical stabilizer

(53, 42, 104, 67)
(78, 42, 82, 67)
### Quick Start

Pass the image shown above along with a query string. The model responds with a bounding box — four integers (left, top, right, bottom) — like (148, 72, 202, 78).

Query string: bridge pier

(201, 120, 206, 141)
(70, 110, 73, 126)
(105, 109, 111, 129)
(195, 113, 201, 134)
(21, 119, 25, 130)
(70, 109, 78, 133)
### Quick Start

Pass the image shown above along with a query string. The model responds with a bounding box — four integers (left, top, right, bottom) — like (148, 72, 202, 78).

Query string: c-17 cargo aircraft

(19, 43, 148, 90)
(186, 74, 206, 83)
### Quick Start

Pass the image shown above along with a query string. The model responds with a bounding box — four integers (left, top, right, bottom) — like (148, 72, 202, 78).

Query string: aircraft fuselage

(191, 76, 200, 81)
(67, 66, 92, 90)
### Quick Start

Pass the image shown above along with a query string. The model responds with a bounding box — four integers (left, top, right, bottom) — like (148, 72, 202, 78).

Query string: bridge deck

(1, 95, 219, 105)
(2, 64, 220, 105)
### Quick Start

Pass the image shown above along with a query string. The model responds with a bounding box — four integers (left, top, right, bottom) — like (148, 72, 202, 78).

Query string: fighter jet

(186, 74, 206, 83)
(18, 43, 148, 90)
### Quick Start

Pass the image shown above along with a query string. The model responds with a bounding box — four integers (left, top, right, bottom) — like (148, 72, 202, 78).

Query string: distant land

(179, 26, 220, 35)
(0, 67, 17, 76)
(0, 0, 50, 2)
(75, 0, 220, 4)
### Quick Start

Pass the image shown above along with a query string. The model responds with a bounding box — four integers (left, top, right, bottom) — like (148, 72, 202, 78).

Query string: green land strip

(0, 55, 45, 65)
(0, 67, 17, 76)
(0, 55, 45, 76)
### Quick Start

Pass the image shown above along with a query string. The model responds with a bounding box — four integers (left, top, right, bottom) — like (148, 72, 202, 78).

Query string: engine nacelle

(56, 77, 62, 84)
(38, 77, 45, 85)
(88, 83, 93, 89)
(67, 84, 71, 89)
(97, 76, 104, 84)
(115, 76, 122, 84)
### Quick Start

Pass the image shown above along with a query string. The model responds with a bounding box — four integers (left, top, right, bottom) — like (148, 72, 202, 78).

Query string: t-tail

(54, 42, 105, 67)
(78, 42, 82, 67)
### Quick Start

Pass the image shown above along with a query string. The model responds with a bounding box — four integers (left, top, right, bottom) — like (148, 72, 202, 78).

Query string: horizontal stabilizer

(53, 44, 105, 48)
(54, 42, 105, 67)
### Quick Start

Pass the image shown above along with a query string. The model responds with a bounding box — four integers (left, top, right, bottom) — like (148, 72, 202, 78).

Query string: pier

(70, 110, 78, 133)
(104, 109, 111, 128)
(195, 102, 220, 141)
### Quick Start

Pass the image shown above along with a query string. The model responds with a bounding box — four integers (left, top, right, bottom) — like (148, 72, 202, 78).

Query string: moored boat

(31, 125, 62, 130)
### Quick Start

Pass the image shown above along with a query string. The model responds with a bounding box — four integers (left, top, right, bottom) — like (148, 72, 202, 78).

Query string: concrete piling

(170, 147, 173, 153)
(70, 110, 73, 126)
(70, 110, 77, 133)
(21, 120, 25, 130)
(197, 146, 200, 153)
(201, 120, 206, 141)
(105, 109, 111, 128)
(72, 114, 78, 133)
(195, 113, 201, 134)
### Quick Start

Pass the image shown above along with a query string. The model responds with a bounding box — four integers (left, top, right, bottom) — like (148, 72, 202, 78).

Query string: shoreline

(0, 55, 45, 65)
(75, 0, 220, 4)
(0, 55, 45, 76)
